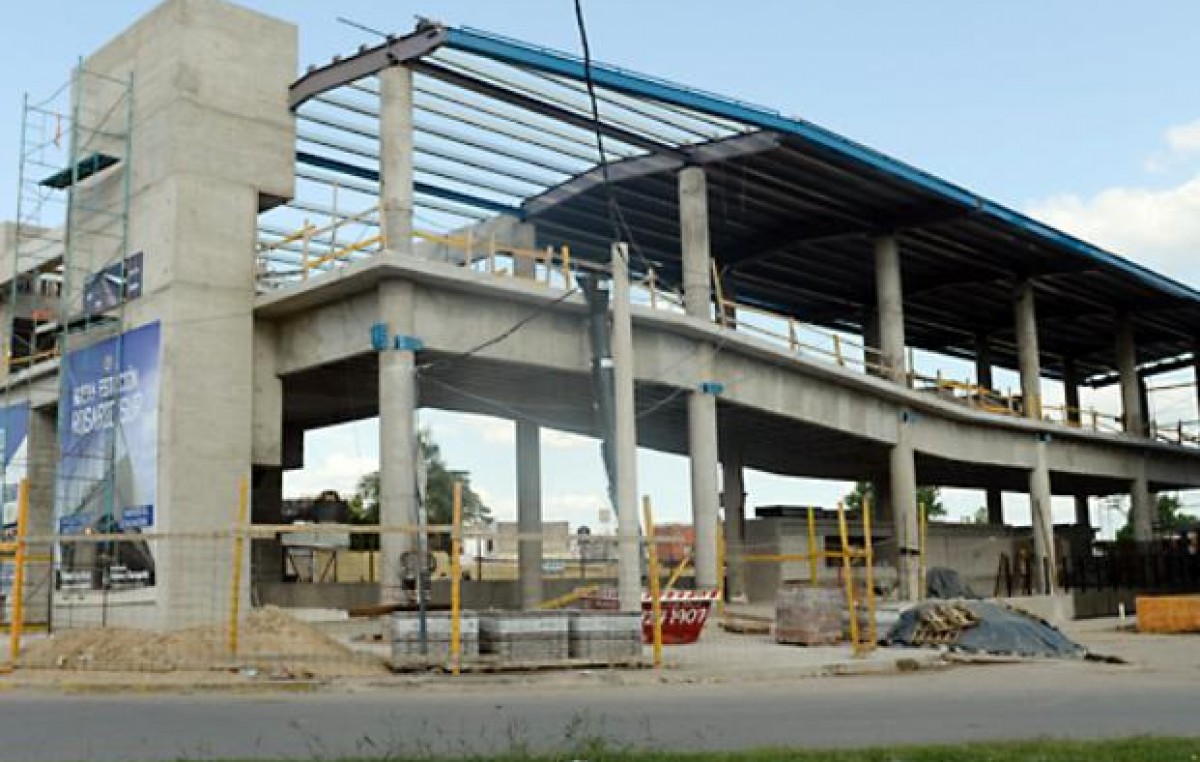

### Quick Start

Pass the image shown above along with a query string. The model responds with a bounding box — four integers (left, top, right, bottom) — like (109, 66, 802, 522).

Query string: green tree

(970, 506, 989, 524)
(349, 430, 491, 548)
(844, 481, 946, 518)
(1116, 493, 1192, 542)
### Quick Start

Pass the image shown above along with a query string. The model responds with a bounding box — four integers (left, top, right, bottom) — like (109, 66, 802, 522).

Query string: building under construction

(1, 0, 1199, 630)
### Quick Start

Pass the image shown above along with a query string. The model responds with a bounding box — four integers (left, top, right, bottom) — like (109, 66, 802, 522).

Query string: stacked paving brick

(391, 612, 479, 662)
(774, 584, 844, 645)
(479, 611, 569, 661)
(568, 611, 643, 661)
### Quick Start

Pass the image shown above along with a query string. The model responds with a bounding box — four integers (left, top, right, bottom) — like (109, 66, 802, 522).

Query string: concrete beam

(874, 236, 906, 385)
(379, 65, 414, 255)
(516, 419, 543, 609)
(1013, 280, 1042, 419)
(1131, 469, 1154, 542)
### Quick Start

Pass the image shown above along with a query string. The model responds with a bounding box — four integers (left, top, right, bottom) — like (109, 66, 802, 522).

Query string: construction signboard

(54, 321, 160, 592)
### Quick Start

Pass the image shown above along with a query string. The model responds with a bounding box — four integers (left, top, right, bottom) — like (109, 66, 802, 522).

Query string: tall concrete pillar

(22, 407, 57, 625)
(679, 165, 721, 590)
(379, 65, 414, 254)
(975, 332, 994, 391)
(679, 166, 712, 322)
(611, 243, 641, 612)
(721, 449, 746, 601)
(1131, 471, 1154, 542)
(874, 236, 907, 385)
(1139, 377, 1153, 438)
(378, 280, 420, 604)
(1116, 318, 1144, 436)
(688, 388, 720, 590)
(516, 419, 543, 609)
(1029, 436, 1056, 594)
(986, 489, 1004, 525)
(76, 0, 296, 628)
(862, 307, 882, 378)
(1013, 280, 1042, 419)
(1062, 357, 1081, 426)
(891, 413, 920, 600)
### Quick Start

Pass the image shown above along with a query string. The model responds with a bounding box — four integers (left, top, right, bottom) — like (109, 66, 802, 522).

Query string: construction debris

(887, 600, 1086, 659)
(19, 606, 388, 677)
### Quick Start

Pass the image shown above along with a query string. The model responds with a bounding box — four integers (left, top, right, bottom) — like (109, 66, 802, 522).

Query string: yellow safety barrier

(228, 476, 249, 657)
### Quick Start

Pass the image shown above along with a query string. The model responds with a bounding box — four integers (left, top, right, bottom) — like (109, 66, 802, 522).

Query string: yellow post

(807, 505, 818, 586)
(918, 501, 929, 598)
(648, 268, 658, 310)
(642, 495, 663, 669)
(833, 334, 844, 366)
(450, 481, 463, 676)
(788, 319, 798, 352)
(836, 501, 861, 655)
(862, 496, 878, 649)
(228, 476, 249, 658)
(664, 550, 690, 591)
(8, 479, 29, 666)
(710, 260, 727, 326)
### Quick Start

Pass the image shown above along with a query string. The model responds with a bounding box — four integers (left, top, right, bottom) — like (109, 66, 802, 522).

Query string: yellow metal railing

(257, 209, 1180, 442)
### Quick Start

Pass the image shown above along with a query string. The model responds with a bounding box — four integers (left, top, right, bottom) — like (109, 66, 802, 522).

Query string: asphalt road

(2, 659, 1199, 761)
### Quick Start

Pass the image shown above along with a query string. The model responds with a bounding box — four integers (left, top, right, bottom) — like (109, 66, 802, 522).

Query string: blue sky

(5, 1, 1200, 533)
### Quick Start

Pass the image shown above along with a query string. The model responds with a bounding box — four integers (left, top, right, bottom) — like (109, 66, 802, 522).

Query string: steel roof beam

(290, 26, 448, 109)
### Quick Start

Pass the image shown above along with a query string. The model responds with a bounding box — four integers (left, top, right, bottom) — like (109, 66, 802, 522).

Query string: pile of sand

(19, 606, 388, 677)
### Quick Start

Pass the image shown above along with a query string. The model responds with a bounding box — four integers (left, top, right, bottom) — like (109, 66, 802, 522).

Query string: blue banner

(55, 321, 160, 590)
(0, 401, 29, 530)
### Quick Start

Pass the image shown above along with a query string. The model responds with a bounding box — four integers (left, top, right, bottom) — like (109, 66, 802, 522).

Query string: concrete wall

(61, 0, 296, 628)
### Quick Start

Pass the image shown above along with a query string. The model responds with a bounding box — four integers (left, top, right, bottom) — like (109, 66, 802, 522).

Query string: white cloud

(1166, 118, 1200, 156)
(283, 452, 376, 499)
(1027, 165, 1200, 285)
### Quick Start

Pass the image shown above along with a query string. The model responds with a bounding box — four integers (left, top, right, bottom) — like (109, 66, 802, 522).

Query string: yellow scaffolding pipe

(807, 505, 818, 586)
(836, 501, 862, 656)
(862, 496, 878, 648)
(228, 477, 249, 657)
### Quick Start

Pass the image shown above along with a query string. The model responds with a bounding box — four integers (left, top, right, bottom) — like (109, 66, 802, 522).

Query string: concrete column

(975, 332, 994, 391)
(986, 489, 1004, 525)
(1074, 495, 1090, 528)
(721, 449, 746, 602)
(873, 474, 893, 523)
(891, 413, 920, 600)
(1062, 357, 1082, 426)
(512, 222, 538, 279)
(688, 388, 721, 590)
(874, 236, 907, 384)
(1139, 377, 1153, 438)
(1116, 318, 1144, 436)
(1029, 436, 1056, 594)
(862, 307, 881, 377)
(1013, 280, 1042, 419)
(379, 65, 414, 255)
(516, 419, 543, 610)
(378, 281, 419, 604)
(22, 407, 57, 625)
(611, 243, 641, 612)
(679, 166, 712, 322)
(1131, 471, 1154, 541)
(680, 165, 721, 590)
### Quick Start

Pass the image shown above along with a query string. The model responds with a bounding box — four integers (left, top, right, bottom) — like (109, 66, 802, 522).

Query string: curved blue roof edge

(443, 25, 1200, 307)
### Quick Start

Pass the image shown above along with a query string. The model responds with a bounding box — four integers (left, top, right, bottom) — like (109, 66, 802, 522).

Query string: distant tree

(1116, 493, 1192, 542)
(970, 506, 989, 525)
(844, 481, 946, 518)
(349, 430, 491, 549)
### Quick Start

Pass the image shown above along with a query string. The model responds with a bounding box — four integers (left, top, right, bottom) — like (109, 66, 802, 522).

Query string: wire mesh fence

(1, 484, 906, 679)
